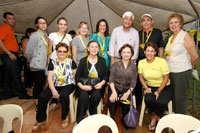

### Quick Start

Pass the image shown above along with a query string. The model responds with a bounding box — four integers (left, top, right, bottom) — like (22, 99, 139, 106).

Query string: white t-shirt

(48, 32, 72, 60)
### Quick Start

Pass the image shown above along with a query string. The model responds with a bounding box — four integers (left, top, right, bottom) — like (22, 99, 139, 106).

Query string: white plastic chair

(0, 104, 23, 133)
(73, 114, 119, 133)
(139, 93, 173, 126)
(155, 114, 200, 133)
(46, 92, 75, 123)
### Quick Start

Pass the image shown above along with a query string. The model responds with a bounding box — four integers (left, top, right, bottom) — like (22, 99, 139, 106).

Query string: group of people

(0, 10, 198, 132)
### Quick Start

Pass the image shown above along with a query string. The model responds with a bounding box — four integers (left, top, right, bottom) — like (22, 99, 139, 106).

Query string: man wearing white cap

(134, 13, 164, 109)
(109, 11, 139, 66)
(138, 13, 164, 60)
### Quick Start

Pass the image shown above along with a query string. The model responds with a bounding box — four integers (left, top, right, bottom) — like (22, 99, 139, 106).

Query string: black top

(75, 56, 109, 84)
(138, 28, 164, 60)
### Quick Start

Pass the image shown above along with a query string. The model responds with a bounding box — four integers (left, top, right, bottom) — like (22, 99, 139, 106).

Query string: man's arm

(109, 29, 116, 66)
(158, 29, 164, 58)
(25, 34, 37, 61)
(131, 31, 139, 63)
(0, 39, 16, 60)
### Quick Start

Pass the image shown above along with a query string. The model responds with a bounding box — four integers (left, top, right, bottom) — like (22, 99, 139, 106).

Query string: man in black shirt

(134, 14, 164, 108)
(139, 13, 164, 60)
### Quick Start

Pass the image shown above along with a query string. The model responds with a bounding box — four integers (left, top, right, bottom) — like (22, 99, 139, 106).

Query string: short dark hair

(87, 40, 100, 48)
(144, 42, 158, 54)
(25, 28, 36, 38)
(3, 12, 14, 19)
(68, 30, 76, 35)
(95, 19, 109, 36)
(57, 17, 68, 24)
(118, 44, 134, 59)
(34, 16, 47, 25)
(55, 42, 68, 52)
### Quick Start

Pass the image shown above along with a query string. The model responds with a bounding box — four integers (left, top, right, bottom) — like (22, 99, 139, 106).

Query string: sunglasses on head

(57, 50, 67, 53)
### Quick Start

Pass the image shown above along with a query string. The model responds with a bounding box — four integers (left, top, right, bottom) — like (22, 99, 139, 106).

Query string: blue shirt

(90, 33, 110, 69)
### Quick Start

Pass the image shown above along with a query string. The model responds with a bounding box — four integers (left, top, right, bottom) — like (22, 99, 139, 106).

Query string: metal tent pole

(192, 18, 199, 114)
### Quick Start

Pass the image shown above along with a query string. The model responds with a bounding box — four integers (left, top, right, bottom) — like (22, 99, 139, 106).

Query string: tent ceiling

(0, 0, 199, 34)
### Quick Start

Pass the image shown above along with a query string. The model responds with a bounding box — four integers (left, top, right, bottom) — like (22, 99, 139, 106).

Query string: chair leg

(46, 99, 52, 123)
(168, 100, 173, 114)
(133, 95, 136, 109)
(97, 99, 103, 114)
(139, 96, 145, 127)
(69, 92, 76, 123)
(107, 109, 110, 117)
(74, 98, 78, 122)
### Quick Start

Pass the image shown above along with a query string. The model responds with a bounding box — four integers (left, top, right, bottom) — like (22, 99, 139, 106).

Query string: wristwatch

(157, 89, 161, 94)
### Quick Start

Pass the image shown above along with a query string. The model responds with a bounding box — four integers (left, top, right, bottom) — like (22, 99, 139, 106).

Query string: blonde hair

(168, 13, 184, 27)
(77, 21, 89, 35)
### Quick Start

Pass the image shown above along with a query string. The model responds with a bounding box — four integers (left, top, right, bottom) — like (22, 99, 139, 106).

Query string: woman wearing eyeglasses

(26, 16, 48, 105)
(75, 40, 109, 124)
(32, 43, 76, 131)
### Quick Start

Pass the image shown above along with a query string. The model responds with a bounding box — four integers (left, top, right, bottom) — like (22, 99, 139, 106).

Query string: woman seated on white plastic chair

(138, 42, 172, 131)
(32, 43, 76, 131)
(108, 44, 138, 128)
(75, 40, 109, 124)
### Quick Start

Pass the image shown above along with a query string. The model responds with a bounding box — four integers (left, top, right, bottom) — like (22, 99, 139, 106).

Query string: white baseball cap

(141, 13, 152, 20)
(122, 11, 134, 21)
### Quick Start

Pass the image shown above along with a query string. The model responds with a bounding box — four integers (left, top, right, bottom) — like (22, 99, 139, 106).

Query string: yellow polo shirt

(138, 57, 170, 87)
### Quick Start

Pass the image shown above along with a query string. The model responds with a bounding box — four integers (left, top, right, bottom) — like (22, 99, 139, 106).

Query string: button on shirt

(109, 26, 139, 61)
(26, 29, 48, 70)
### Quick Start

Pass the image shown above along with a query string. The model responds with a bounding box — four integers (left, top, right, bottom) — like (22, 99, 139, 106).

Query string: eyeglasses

(38, 22, 47, 25)
(57, 50, 67, 53)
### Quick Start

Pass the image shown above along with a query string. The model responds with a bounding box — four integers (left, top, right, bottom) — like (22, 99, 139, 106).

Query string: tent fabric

(0, 0, 199, 34)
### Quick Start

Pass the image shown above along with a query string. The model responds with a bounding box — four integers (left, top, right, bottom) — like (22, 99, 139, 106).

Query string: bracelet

(8, 53, 12, 56)
(157, 89, 161, 94)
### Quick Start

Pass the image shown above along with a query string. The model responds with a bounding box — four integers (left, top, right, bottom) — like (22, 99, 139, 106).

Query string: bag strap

(60, 32, 66, 43)
(129, 88, 134, 107)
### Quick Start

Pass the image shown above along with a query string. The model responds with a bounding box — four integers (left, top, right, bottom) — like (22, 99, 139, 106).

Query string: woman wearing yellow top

(138, 42, 171, 131)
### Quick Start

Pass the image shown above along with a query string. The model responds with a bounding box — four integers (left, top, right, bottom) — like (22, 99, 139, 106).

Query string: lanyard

(142, 28, 153, 44)
(97, 33, 105, 51)
(165, 32, 179, 54)
(78, 35, 88, 56)
(57, 32, 69, 44)
(56, 58, 67, 82)
(87, 56, 98, 78)
(37, 30, 48, 50)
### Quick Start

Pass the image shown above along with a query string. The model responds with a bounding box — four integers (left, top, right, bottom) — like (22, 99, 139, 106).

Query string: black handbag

(79, 78, 101, 87)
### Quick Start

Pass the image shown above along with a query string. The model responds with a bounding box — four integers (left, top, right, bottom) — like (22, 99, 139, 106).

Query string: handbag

(79, 77, 101, 87)
(123, 88, 138, 128)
